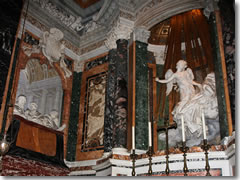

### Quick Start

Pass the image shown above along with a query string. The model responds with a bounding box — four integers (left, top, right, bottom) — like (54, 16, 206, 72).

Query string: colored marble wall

(2, 155, 70, 176)
(112, 39, 128, 148)
(135, 41, 149, 150)
(66, 72, 82, 161)
(0, 0, 22, 109)
(218, 0, 235, 129)
(0, 39, 20, 136)
(209, 13, 228, 138)
(104, 49, 117, 152)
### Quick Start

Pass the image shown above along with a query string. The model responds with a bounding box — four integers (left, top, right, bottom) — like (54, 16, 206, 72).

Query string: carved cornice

(135, 0, 205, 29)
(118, 0, 150, 17)
(80, 40, 105, 55)
(119, 10, 135, 21)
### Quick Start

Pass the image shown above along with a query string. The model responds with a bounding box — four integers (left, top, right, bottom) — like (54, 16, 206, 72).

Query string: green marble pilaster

(209, 12, 229, 138)
(113, 39, 128, 148)
(66, 72, 82, 161)
(156, 64, 165, 127)
(135, 41, 149, 150)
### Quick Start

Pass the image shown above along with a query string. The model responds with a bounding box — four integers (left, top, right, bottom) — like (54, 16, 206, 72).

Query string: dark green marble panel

(156, 64, 165, 127)
(135, 41, 149, 150)
(209, 13, 229, 138)
(113, 39, 128, 148)
(104, 49, 117, 152)
(66, 72, 82, 161)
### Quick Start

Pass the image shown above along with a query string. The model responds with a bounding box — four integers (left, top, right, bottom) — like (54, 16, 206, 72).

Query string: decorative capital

(74, 60, 85, 73)
(147, 44, 165, 65)
(132, 27, 150, 44)
(203, 0, 219, 19)
(105, 17, 134, 50)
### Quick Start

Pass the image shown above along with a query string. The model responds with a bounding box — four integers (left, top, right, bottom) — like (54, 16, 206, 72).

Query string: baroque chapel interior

(0, 0, 235, 176)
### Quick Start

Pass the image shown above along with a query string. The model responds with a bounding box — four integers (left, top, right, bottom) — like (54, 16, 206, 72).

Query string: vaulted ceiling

(74, 0, 101, 9)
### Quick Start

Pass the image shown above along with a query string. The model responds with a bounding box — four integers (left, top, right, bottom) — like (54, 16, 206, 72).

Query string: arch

(135, 0, 205, 29)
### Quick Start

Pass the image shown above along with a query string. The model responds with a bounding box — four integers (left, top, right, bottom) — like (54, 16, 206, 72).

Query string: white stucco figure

(41, 28, 64, 63)
(156, 60, 220, 147)
(25, 102, 41, 123)
(40, 28, 72, 78)
(13, 95, 27, 118)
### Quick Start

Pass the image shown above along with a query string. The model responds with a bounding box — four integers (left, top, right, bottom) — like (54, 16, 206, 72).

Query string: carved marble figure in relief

(14, 94, 65, 131)
(25, 102, 41, 123)
(13, 95, 27, 118)
(39, 110, 66, 131)
(156, 60, 220, 147)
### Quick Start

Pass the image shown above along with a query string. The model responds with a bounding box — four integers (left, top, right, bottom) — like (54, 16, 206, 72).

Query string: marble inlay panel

(82, 72, 107, 151)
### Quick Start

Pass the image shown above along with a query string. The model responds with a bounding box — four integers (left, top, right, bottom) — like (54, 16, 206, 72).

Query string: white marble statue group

(13, 95, 66, 131)
(156, 60, 220, 147)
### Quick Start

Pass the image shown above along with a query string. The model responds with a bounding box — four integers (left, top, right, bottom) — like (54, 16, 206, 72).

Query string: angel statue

(40, 28, 72, 78)
(156, 60, 220, 147)
(155, 60, 202, 115)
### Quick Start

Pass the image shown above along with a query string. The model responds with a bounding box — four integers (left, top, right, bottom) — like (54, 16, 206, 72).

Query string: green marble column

(209, 12, 229, 138)
(135, 40, 149, 150)
(66, 72, 82, 161)
(130, 28, 151, 150)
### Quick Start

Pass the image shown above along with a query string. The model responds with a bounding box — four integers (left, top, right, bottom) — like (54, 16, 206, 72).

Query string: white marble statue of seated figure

(13, 95, 27, 118)
(25, 102, 41, 123)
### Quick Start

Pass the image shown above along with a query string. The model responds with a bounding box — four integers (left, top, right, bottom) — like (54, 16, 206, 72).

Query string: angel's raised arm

(155, 73, 175, 84)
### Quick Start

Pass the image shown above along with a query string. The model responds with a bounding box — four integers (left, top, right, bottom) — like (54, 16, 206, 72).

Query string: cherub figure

(155, 60, 202, 114)
(40, 28, 72, 78)
(41, 28, 65, 64)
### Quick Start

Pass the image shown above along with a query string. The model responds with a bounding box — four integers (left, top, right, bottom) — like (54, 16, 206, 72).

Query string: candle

(201, 108, 207, 139)
(132, 126, 135, 149)
(148, 121, 152, 147)
(181, 115, 185, 142)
